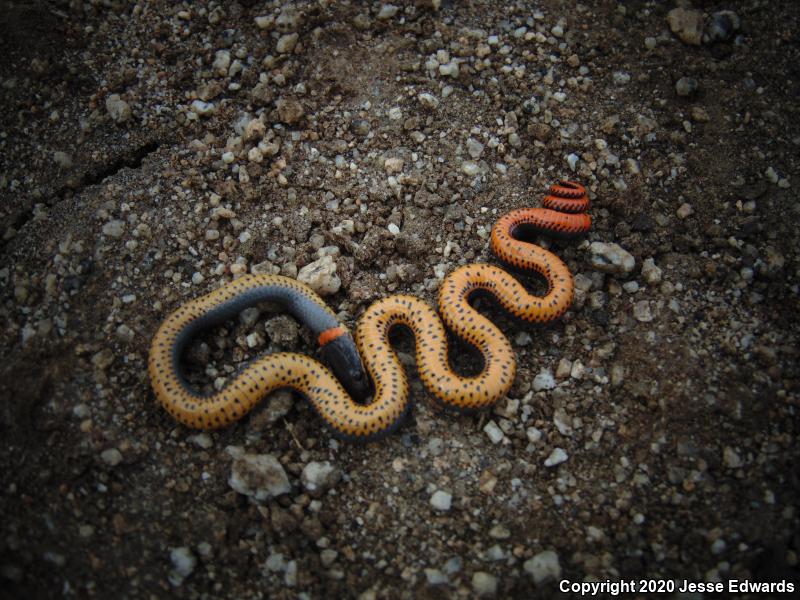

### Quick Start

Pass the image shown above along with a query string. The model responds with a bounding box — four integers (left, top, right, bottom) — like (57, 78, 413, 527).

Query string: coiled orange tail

(490, 180, 592, 320)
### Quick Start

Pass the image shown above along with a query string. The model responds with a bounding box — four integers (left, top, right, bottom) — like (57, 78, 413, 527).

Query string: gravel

(1, 1, 798, 598)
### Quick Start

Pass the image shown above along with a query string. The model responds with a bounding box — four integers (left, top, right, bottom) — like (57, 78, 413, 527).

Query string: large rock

(589, 242, 635, 276)
(228, 453, 291, 501)
(298, 255, 341, 295)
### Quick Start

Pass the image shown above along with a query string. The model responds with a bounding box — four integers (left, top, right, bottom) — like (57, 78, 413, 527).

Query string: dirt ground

(1, 0, 798, 598)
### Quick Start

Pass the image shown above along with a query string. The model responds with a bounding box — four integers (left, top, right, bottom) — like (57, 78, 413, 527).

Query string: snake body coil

(148, 181, 591, 441)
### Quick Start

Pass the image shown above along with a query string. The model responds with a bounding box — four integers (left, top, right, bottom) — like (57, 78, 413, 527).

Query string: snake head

(318, 331, 372, 403)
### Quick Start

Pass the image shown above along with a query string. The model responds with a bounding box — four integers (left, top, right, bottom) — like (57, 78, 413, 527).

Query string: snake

(148, 181, 591, 441)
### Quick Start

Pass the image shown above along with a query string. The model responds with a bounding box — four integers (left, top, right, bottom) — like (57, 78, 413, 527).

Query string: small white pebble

(711, 539, 727, 554)
(246, 332, 263, 348)
(566, 153, 579, 171)
(384, 157, 404, 174)
(462, 161, 480, 176)
(418, 92, 439, 109)
(102, 220, 125, 238)
(190, 100, 216, 117)
(472, 572, 497, 597)
(439, 62, 459, 77)
(254, 15, 273, 29)
(533, 369, 556, 391)
(170, 547, 197, 578)
(526, 427, 543, 444)
(466, 138, 485, 159)
(633, 300, 654, 322)
(544, 448, 568, 467)
(765, 166, 779, 184)
(430, 490, 452, 511)
(276, 33, 299, 54)
(570, 361, 586, 380)
(622, 281, 639, 293)
(248, 147, 264, 163)
(483, 420, 505, 444)
(377, 4, 399, 20)
(100, 448, 123, 467)
(189, 433, 213, 449)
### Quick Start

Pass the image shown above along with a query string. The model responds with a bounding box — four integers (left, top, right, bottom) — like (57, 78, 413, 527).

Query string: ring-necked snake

(148, 181, 591, 441)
